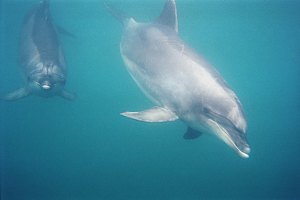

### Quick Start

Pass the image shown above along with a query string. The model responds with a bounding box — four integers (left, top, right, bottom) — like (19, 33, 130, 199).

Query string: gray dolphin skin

(107, 0, 250, 158)
(2, 0, 75, 101)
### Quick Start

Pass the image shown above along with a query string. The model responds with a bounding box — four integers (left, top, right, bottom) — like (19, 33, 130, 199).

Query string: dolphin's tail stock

(39, 0, 49, 10)
(104, 1, 131, 25)
(40, 0, 49, 5)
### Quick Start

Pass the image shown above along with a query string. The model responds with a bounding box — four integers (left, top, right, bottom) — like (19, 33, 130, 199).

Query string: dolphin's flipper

(156, 0, 178, 33)
(1, 88, 30, 101)
(184, 127, 202, 140)
(121, 106, 178, 122)
(60, 90, 76, 101)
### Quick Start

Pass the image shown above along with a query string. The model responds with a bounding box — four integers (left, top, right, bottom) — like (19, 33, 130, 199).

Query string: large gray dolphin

(107, 0, 250, 157)
(2, 0, 75, 101)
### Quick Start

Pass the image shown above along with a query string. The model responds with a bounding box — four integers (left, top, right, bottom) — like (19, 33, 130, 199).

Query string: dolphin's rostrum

(2, 0, 75, 101)
(107, 0, 250, 158)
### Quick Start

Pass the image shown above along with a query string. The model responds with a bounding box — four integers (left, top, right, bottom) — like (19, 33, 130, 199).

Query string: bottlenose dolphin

(107, 0, 250, 157)
(2, 0, 75, 101)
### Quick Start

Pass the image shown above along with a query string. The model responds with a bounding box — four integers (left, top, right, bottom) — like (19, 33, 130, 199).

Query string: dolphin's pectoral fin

(56, 25, 76, 38)
(1, 88, 30, 101)
(59, 90, 76, 101)
(156, 0, 178, 33)
(121, 106, 178, 122)
(183, 127, 202, 140)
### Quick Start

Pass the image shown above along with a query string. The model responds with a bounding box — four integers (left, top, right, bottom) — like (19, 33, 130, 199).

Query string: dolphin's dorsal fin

(156, 0, 178, 33)
(56, 24, 76, 38)
(183, 127, 202, 140)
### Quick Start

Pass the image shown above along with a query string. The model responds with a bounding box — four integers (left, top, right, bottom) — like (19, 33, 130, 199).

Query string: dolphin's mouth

(35, 81, 52, 90)
(42, 84, 51, 90)
(207, 119, 250, 158)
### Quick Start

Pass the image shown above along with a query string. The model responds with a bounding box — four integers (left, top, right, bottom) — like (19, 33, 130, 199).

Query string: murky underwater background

(1, 0, 300, 199)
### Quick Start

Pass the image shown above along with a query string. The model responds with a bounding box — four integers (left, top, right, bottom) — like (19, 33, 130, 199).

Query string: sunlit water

(1, 0, 300, 199)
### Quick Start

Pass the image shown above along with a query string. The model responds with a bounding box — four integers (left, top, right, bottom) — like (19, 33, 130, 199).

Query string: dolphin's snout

(207, 118, 250, 158)
(40, 80, 51, 90)
(42, 84, 51, 90)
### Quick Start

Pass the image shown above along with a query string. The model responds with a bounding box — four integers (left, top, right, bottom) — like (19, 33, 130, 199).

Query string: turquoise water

(1, 0, 300, 199)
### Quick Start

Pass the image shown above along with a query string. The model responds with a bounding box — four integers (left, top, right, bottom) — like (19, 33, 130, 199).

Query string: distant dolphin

(2, 0, 75, 101)
(107, 0, 250, 158)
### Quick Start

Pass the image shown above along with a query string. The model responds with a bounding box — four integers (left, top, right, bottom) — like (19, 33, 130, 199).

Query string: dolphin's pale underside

(108, 0, 250, 157)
